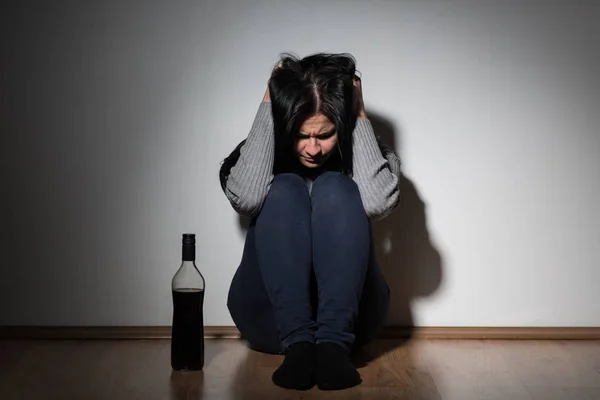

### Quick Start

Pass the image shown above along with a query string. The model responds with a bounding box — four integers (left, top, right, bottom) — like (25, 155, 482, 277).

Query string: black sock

(316, 342, 361, 390)
(272, 341, 316, 390)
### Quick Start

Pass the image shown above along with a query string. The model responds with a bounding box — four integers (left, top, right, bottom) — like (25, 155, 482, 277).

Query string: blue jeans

(227, 172, 390, 354)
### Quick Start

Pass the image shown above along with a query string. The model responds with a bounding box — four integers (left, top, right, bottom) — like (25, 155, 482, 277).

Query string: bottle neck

(182, 245, 195, 262)
(180, 261, 196, 269)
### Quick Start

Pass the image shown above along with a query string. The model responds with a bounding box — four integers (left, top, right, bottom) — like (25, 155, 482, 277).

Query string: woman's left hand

(353, 75, 368, 120)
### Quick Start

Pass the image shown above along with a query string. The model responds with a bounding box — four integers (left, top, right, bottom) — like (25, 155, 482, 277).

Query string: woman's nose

(306, 137, 319, 150)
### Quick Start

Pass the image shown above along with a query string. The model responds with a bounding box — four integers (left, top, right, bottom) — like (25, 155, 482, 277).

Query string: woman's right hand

(262, 62, 283, 103)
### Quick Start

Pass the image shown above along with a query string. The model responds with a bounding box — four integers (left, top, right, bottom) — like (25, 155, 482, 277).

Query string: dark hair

(220, 52, 359, 190)
(269, 52, 358, 175)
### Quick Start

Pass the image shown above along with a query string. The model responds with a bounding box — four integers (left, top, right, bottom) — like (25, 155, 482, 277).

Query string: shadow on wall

(368, 112, 444, 336)
(235, 111, 444, 341)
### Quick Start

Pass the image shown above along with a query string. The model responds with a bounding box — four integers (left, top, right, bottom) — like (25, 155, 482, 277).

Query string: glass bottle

(171, 233, 205, 371)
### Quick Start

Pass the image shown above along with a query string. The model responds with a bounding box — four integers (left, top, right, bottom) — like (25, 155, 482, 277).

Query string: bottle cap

(182, 233, 196, 246)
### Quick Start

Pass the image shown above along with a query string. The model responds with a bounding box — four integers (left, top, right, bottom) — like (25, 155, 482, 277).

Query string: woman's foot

(272, 341, 316, 390)
(316, 342, 362, 390)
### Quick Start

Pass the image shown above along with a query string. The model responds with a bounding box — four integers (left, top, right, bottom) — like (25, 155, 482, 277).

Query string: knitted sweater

(221, 101, 402, 220)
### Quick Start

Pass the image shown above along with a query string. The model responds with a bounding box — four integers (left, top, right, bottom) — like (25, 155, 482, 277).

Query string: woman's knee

(271, 173, 307, 190)
(311, 171, 363, 210)
(265, 173, 309, 203)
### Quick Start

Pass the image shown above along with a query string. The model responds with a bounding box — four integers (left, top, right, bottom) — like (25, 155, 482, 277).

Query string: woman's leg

(310, 171, 372, 349)
(250, 173, 319, 389)
(310, 171, 390, 390)
(228, 173, 314, 354)
(227, 221, 282, 355)
(253, 173, 316, 351)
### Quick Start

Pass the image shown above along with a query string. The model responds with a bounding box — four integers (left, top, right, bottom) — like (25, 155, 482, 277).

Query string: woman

(219, 53, 402, 391)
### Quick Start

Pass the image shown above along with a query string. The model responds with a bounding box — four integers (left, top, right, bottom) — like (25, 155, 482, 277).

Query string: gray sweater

(223, 101, 402, 220)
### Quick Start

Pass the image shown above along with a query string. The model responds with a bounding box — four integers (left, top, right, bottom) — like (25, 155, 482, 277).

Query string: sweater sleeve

(224, 102, 275, 217)
(351, 118, 401, 220)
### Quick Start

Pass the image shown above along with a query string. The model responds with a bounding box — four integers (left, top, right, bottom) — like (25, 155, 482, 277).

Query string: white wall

(2, 0, 599, 327)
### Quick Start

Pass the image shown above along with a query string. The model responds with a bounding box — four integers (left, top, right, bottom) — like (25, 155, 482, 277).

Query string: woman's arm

(350, 76, 401, 220)
(351, 118, 401, 220)
(223, 64, 283, 216)
(223, 101, 275, 217)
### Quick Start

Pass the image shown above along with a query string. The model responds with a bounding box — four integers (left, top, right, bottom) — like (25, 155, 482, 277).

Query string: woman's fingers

(353, 75, 362, 90)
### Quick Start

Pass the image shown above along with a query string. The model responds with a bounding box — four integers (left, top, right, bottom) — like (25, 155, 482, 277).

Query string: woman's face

(295, 113, 338, 168)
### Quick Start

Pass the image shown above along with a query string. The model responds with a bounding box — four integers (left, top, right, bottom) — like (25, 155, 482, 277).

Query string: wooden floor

(1, 338, 599, 400)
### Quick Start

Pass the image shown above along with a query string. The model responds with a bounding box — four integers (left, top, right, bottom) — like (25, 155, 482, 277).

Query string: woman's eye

(318, 132, 336, 139)
(296, 132, 336, 140)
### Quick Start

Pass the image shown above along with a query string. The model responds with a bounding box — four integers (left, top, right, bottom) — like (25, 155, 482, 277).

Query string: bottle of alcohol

(171, 233, 205, 371)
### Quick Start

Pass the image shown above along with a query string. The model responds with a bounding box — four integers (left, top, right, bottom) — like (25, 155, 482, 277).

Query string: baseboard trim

(1, 326, 600, 340)
(378, 326, 600, 340)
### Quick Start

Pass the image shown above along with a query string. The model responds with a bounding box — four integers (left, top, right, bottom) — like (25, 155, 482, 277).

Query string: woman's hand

(353, 75, 368, 120)
(262, 62, 283, 103)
